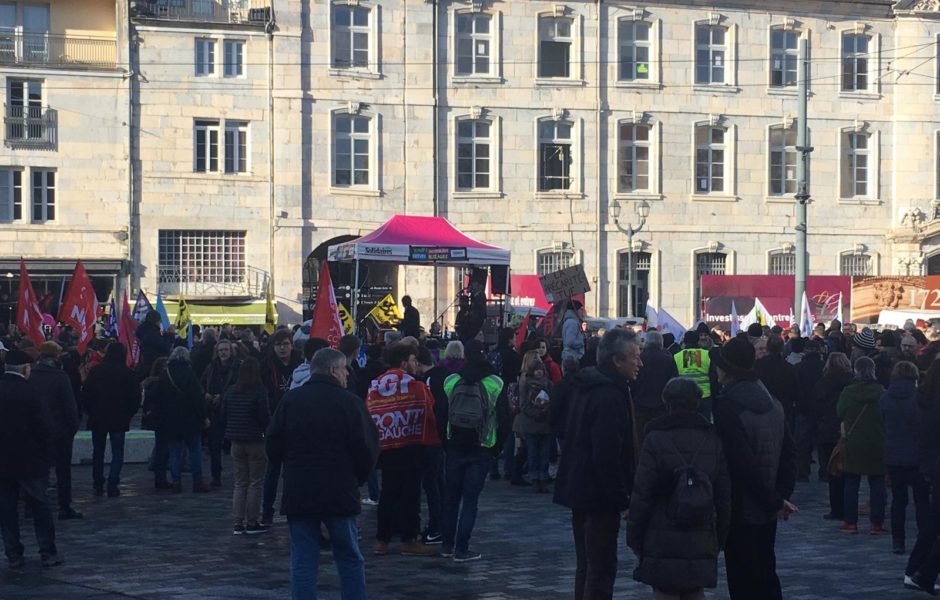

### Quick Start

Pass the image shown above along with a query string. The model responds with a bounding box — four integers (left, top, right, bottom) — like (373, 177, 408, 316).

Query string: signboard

(409, 246, 468, 262)
(539, 264, 591, 304)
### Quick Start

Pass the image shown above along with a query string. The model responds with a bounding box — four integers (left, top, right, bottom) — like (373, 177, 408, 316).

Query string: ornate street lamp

(610, 199, 650, 317)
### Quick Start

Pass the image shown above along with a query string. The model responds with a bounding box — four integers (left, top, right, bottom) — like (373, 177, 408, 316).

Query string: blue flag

(730, 300, 739, 337)
(155, 291, 171, 331)
(105, 297, 118, 338)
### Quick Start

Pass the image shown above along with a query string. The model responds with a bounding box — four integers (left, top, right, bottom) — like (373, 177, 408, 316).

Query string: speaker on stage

(490, 265, 509, 295)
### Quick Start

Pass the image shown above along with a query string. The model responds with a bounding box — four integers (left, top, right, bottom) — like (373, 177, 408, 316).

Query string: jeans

(843, 473, 886, 526)
(376, 467, 422, 543)
(724, 520, 782, 600)
(208, 414, 226, 481)
(441, 451, 491, 553)
(289, 516, 367, 600)
(53, 432, 76, 509)
(525, 434, 551, 482)
(168, 436, 203, 485)
(91, 430, 126, 489)
(422, 446, 445, 534)
(262, 456, 282, 518)
(0, 476, 57, 560)
(231, 441, 267, 527)
(571, 510, 620, 600)
(818, 444, 843, 518)
(152, 431, 170, 485)
(888, 464, 930, 547)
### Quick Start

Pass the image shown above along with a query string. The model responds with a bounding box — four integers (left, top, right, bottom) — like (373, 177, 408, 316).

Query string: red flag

(58, 260, 100, 354)
(514, 308, 531, 352)
(118, 290, 140, 369)
(310, 262, 344, 348)
(16, 259, 45, 347)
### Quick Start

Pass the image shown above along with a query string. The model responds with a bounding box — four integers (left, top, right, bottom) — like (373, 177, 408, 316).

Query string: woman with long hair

(513, 350, 553, 493)
(201, 339, 242, 487)
(813, 352, 854, 521)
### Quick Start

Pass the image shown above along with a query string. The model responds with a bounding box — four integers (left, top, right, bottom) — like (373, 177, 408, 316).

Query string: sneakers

(905, 575, 940, 594)
(839, 523, 859, 534)
(870, 524, 890, 535)
(361, 498, 379, 507)
(58, 507, 83, 521)
(454, 550, 483, 563)
(41, 554, 63, 568)
(423, 531, 442, 545)
(373, 541, 389, 555)
(233, 524, 246, 536)
(8, 556, 25, 570)
(400, 541, 439, 556)
(911, 573, 940, 596)
(246, 523, 266, 535)
(440, 546, 454, 558)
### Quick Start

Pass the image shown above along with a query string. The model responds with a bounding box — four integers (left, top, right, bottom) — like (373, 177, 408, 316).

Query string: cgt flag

(310, 261, 344, 348)
(58, 260, 100, 354)
(366, 294, 403, 326)
(175, 293, 192, 341)
(16, 259, 45, 347)
(118, 290, 140, 369)
(337, 302, 355, 334)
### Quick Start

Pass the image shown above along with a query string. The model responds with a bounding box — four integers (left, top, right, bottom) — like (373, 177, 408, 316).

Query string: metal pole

(627, 228, 634, 318)
(352, 258, 360, 332)
(794, 37, 812, 320)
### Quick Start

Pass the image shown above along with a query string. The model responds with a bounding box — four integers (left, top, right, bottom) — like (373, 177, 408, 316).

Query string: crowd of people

(3, 299, 940, 599)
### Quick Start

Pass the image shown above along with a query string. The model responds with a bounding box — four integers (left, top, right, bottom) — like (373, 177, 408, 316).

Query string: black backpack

(663, 434, 716, 528)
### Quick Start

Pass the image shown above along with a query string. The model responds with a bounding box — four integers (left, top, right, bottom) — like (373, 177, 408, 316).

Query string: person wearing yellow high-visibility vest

(674, 331, 713, 418)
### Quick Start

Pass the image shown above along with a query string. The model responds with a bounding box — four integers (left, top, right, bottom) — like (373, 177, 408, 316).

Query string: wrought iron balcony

(0, 33, 117, 70)
(4, 105, 56, 150)
(131, 0, 273, 26)
(157, 264, 269, 299)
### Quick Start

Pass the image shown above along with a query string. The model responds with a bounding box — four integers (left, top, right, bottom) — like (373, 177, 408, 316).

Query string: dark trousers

(0, 476, 57, 561)
(152, 431, 170, 485)
(908, 472, 940, 579)
(888, 464, 930, 547)
(262, 456, 282, 518)
(376, 467, 422, 543)
(421, 446, 445, 534)
(441, 451, 491, 553)
(207, 414, 226, 481)
(53, 432, 76, 510)
(571, 510, 620, 600)
(795, 415, 817, 479)
(91, 430, 126, 489)
(818, 444, 843, 517)
(844, 473, 886, 526)
(724, 520, 782, 600)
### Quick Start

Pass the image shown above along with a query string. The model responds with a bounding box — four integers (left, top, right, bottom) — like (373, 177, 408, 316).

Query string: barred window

(769, 252, 795, 275)
(537, 249, 575, 276)
(694, 252, 726, 318)
(158, 230, 246, 285)
(840, 253, 872, 276)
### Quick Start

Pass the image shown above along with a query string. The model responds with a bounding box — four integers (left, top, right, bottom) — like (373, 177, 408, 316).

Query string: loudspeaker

(490, 265, 510, 295)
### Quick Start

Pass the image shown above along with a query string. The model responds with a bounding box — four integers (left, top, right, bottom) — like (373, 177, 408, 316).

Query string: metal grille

(158, 230, 246, 285)
(769, 252, 796, 275)
(840, 253, 872, 276)
(537, 249, 574, 276)
(696, 252, 726, 277)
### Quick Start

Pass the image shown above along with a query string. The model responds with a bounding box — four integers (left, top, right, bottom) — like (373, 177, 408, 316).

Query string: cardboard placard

(539, 264, 591, 304)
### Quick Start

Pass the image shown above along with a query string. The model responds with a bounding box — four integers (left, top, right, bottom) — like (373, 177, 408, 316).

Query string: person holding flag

(57, 260, 99, 355)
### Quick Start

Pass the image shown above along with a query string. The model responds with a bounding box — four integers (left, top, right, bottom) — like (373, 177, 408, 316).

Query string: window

(841, 131, 870, 198)
(456, 119, 491, 190)
(769, 125, 797, 195)
(695, 125, 726, 194)
(0, 168, 22, 221)
(770, 28, 798, 88)
(224, 121, 248, 174)
(695, 25, 726, 84)
(223, 40, 244, 77)
(840, 253, 872, 276)
(768, 251, 795, 275)
(158, 230, 246, 285)
(537, 248, 575, 276)
(194, 120, 220, 173)
(538, 120, 573, 191)
(30, 169, 54, 222)
(618, 251, 651, 317)
(333, 113, 370, 187)
(619, 20, 651, 81)
(195, 38, 215, 76)
(6, 78, 43, 141)
(842, 34, 869, 92)
(538, 16, 572, 78)
(618, 123, 650, 193)
(694, 251, 726, 317)
(455, 13, 492, 76)
(332, 4, 370, 69)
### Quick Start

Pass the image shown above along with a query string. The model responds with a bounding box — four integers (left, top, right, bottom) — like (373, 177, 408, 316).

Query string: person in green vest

(674, 331, 713, 418)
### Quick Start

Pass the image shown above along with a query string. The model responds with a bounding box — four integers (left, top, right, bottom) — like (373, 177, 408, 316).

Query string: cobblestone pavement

(1, 460, 931, 599)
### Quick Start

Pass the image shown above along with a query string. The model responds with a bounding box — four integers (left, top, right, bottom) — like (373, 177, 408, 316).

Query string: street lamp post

(610, 198, 651, 318)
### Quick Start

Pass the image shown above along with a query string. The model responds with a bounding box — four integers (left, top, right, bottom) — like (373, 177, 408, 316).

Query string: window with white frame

(332, 4, 370, 69)
(456, 119, 491, 191)
(0, 168, 22, 221)
(195, 38, 215, 76)
(537, 248, 575, 276)
(768, 250, 796, 275)
(333, 113, 371, 187)
(619, 19, 651, 82)
(618, 122, 651, 193)
(223, 40, 244, 77)
(695, 24, 727, 84)
(30, 168, 54, 223)
(770, 28, 798, 88)
(842, 33, 870, 92)
(695, 125, 727, 194)
(194, 120, 220, 173)
(694, 251, 726, 317)
(841, 130, 871, 198)
(538, 16, 573, 78)
(538, 120, 573, 191)
(840, 252, 872, 276)
(6, 79, 44, 142)
(223, 121, 248, 174)
(455, 12, 492, 76)
(769, 125, 797, 196)
(158, 230, 246, 285)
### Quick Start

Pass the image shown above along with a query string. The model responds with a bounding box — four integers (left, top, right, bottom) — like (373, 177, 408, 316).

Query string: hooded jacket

(561, 309, 585, 362)
(289, 362, 312, 390)
(837, 380, 886, 475)
(513, 374, 552, 435)
(633, 347, 680, 412)
(82, 359, 141, 433)
(879, 378, 920, 467)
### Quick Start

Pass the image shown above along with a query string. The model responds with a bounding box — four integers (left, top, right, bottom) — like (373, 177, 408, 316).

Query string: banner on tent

(408, 246, 468, 262)
(539, 264, 591, 304)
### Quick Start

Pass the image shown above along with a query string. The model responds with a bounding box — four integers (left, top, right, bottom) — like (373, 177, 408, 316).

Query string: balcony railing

(157, 264, 269, 298)
(0, 33, 117, 70)
(4, 105, 56, 150)
(131, 0, 273, 25)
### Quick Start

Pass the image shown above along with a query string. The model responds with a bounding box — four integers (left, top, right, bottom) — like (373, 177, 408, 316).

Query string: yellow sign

(366, 294, 402, 325)
(337, 302, 355, 334)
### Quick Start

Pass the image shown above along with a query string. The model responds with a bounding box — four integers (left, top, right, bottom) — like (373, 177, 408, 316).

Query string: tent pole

(352, 258, 361, 333)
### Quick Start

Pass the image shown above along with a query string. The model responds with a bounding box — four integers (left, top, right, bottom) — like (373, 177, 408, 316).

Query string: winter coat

(837, 381, 886, 476)
(399, 305, 421, 338)
(135, 321, 173, 377)
(262, 352, 303, 413)
(713, 377, 795, 525)
(795, 352, 824, 417)
(554, 365, 634, 513)
(443, 361, 506, 454)
(550, 373, 579, 438)
(0, 373, 53, 480)
(140, 375, 161, 431)
(190, 340, 216, 379)
(633, 347, 680, 411)
(879, 379, 920, 467)
(153, 360, 207, 439)
(754, 354, 800, 417)
(561, 309, 585, 362)
(222, 384, 270, 442)
(513, 375, 553, 435)
(812, 371, 855, 446)
(266, 373, 378, 518)
(873, 348, 900, 389)
(627, 412, 732, 593)
(542, 354, 563, 383)
(917, 389, 940, 476)
(82, 360, 141, 433)
(29, 358, 79, 439)
(423, 365, 452, 443)
(201, 358, 241, 414)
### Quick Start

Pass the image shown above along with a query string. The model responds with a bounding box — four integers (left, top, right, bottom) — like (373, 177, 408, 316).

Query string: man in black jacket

(631, 331, 678, 449)
(754, 334, 800, 424)
(795, 339, 825, 481)
(712, 338, 797, 600)
(0, 350, 61, 569)
(554, 328, 641, 600)
(266, 348, 377, 600)
(398, 295, 421, 339)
